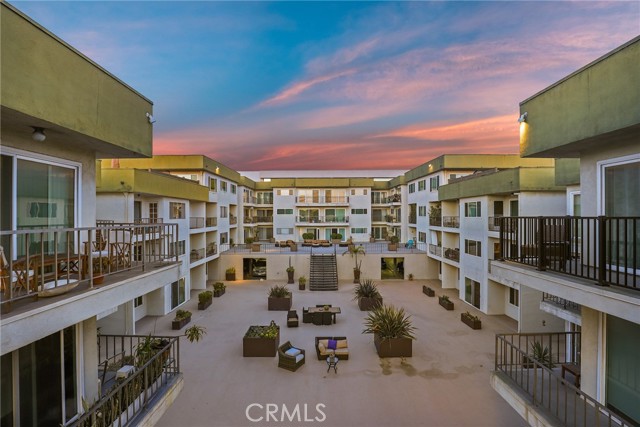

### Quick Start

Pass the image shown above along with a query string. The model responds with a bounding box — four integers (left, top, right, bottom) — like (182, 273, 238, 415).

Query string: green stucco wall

(1, 3, 152, 156)
(98, 169, 210, 201)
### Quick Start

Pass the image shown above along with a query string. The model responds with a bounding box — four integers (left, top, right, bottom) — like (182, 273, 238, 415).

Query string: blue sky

(12, 1, 640, 170)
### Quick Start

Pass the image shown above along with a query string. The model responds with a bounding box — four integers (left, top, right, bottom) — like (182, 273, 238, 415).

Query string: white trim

(567, 190, 581, 216)
(596, 153, 640, 216)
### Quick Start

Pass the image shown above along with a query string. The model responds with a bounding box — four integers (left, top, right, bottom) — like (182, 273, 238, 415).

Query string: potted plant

(298, 275, 306, 291)
(198, 290, 213, 310)
(369, 233, 376, 243)
(524, 341, 555, 369)
(172, 309, 192, 330)
(342, 244, 366, 283)
(439, 294, 454, 310)
(422, 285, 435, 297)
(286, 265, 295, 284)
(388, 235, 399, 251)
(243, 321, 280, 357)
(353, 279, 383, 311)
(213, 282, 226, 297)
(408, 273, 414, 281)
(363, 304, 416, 358)
(225, 266, 236, 281)
(461, 311, 481, 329)
(330, 232, 342, 244)
(268, 285, 292, 311)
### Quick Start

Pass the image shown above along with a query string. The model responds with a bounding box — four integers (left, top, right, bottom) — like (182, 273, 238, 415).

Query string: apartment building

(1, 4, 182, 426)
(490, 37, 640, 426)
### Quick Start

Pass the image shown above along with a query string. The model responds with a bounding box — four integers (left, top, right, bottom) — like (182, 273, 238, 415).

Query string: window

(325, 208, 345, 221)
(134, 296, 143, 307)
(169, 202, 185, 219)
(221, 181, 227, 192)
(149, 202, 158, 222)
(209, 177, 217, 191)
(418, 232, 426, 242)
(220, 232, 228, 244)
(493, 200, 504, 216)
(220, 206, 228, 218)
(509, 288, 519, 307)
(276, 208, 293, 215)
(351, 227, 367, 234)
(408, 183, 415, 193)
(372, 209, 384, 221)
(257, 192, 273, 204)
(276, 189, 292, 196)
(371, 191, 385, 204)
(171, 278, 186, 309)
(231, 184, 236, 194)
(351, 208, 368, 215)
(418, 180, 426, 191)
(277, 228, 293, 234)
(465, 239, 482, 257)
(464, 277, 481, 309)
(464, 201, 481, 217)
(418, 206, 427, 217)
(430, 176, 440, 191)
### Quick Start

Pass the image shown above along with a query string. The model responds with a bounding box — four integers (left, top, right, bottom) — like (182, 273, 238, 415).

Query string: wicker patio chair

(278, 341, 305, 372)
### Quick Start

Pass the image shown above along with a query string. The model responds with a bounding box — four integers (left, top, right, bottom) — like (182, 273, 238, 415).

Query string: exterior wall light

(517, 112, 528, 123)
(32, 127, 46, 142)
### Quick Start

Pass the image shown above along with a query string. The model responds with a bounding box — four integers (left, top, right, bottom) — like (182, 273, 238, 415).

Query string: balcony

(206, 217, 217, 227)
(295, 216, 349, 224)
(542, 292, 580, 314)
(243, 217, 254, 224)
(255, 216, 273, 223)
(429, 216, 442, 227)
(190, 248, 205, 263)
(443, 247, 460, 262)
(488, 216, 502, 232)
(442, 216, 460, 228)
(229, 215, 238, 225)
(385, 215, 399, 224)
(295, 196, 349, 205)
(243, 196, 257, 205)
(256, 196, 273, 205)
(497, 216, 639, 291)
(408, 215, 417, 224)
(428, 244, 442, 257)
(190, 217, 204, 229)
(0, 223, 178, 313)
(71, 334, 180, 427)
(384, 194, 401, 204)
(493, 332, 632, 427)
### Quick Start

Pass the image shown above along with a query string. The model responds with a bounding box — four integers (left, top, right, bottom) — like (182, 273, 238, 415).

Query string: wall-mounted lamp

(215, 166, 220, 174)
(32, 127, 46, 142)
(146, 112, 156, 124)
(517, 112, 528, 123)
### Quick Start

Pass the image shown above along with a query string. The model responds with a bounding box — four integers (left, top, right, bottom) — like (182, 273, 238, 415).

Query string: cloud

(258, 69, 357, 106)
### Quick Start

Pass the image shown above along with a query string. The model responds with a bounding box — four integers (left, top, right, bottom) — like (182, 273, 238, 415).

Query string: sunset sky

(13, 1, 640, 170)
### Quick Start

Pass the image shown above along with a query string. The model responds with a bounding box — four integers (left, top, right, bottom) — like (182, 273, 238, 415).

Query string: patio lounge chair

(287, 310, 299, 327)
(278, 341, 305, 372)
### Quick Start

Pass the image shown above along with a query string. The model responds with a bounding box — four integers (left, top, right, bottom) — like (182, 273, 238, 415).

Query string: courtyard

(138, 278, 525, 427)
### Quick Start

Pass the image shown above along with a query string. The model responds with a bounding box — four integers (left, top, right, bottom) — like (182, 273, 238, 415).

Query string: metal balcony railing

(429, 216, 442, 227)
(190, 248, 205, 262)
(295, 196, 349, 204)
(229, 216, 238, 225)
(495, 332, 632, 427)
(243, 196, 257, 204)
(442, 216, 460, 228)
(206, 217, 217, 227)
(488, 215, 502, 232)
(206, 243, 218, 257)
(408, 215, 417, 224)
(0, 223, 178, 311)
(243, 217, 253, 224)
(443, 247, 460, 262)
(295, 216, 349, 224)
(255, 216, 273, 223)
(384, 194, 401, 204)
(189, 217, 205, 229)
(542, 292, 581, 313)
(71, 334, 180, 427)
(498, 216, 639, 291)
(256, 196, 273, 205)
(428, 244, 442, 257)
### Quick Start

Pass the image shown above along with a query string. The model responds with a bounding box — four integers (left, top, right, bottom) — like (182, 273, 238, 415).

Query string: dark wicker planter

(461, 314, 481, 330)
(422, 286, 435, 297)
(374, 334, 413, 358)
(243, 330, 280, 357)
(287, 271, 294, 284)
(268, 296, 292, 311)
(299, 283, 305, 291)
(198, 300, 212, 310)
(439, 297, 454, 310)
(172, 316, 191, 330)
(353, 269, 361, 284)
(214, 289, 225, 298)
(226, 272, 236, 281)
(358, 297, 383, 311)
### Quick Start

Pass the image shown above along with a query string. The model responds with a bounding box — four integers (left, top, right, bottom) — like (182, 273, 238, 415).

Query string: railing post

(538, 216, 546, 271)
(597, 216, 608, 286)
(498, 217, 505, 260)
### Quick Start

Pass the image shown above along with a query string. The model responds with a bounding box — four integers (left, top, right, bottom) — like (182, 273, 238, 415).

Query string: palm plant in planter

(172, 309, 192, 330)
(439, 294, 454, 310)
(363, 304, 416, 357)
(527, 341, 555, 369)
(353, 279, 383, 311)
(225, 266, 236, 281)
(213, 282, 226, 297)
(268, 285, 292, 311)
(198, 290, 213, 310)
(342, 244, 366, 283)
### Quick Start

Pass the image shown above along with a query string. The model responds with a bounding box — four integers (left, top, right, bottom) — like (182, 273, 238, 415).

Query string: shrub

(226, 266, 235, 274)
(213, 282, 226, 291)
(362, 305, 417, 341)
(198, 291, 213, 304)
(302, 232, 315, 240)
(268, 285, 290, 298)
(330, 233, 342, 240)
(353, 279, 382, 300)
(388, 235, 400, 244)
(175, 309, 192, 321)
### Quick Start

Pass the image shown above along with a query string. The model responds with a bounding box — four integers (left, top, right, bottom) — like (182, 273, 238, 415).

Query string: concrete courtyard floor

(137, 279, 526, 427)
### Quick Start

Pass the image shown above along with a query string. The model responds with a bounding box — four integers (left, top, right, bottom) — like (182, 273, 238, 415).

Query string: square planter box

(374, 334, 412, 358)
(358, 297, 383, 311)
(243, 328, 280, 357)
(251, 243, 261, 252)
(388, 243, 398, 251)
(268, 296, 292, 311)
(422, 286, 435, 297)
(461, 314, 481, 330)
(214, 289, 225, 298)
(439, 297, 454, 310)
(226, 272, 236, 281)
(198, 300, 212, 310)
(172, 316, 191, 330)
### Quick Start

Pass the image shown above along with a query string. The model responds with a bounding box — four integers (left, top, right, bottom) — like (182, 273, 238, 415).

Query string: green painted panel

(606, 315, 640, 424)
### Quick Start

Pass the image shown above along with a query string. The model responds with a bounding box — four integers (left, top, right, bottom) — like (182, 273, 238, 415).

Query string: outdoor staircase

(309, 254, 338, 291)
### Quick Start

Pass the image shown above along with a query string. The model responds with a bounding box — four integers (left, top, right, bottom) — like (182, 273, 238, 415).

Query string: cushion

(336, 340, 348, 349)
(295, 354, 304, 363)
(335, 349, 349, 355)
(285, 348, 301, 357)
(327, 339, 337, 350)
(317, 343, 326, 353)
(318, 339, 329, 347)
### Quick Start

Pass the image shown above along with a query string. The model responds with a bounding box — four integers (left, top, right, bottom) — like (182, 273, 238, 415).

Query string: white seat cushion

(285, 348, 301, 357)
(295, 354, 304, 363)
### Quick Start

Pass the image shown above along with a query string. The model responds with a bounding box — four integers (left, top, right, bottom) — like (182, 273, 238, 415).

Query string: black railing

(443, 247, 460, 262)
(295, 216, 349, 224)
(542, 293, 581, 313)
(443, 216, 460, 228)
(206, 217, 217, 227)
(189, 217, 204, 229)
(71, 334, 180, 427)
(495, 332, 632, 427)
(498, 216, 639, 291)
(429, 216, 442, 227)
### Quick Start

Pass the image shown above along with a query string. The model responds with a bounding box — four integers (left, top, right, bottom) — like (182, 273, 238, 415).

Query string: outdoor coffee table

(326, 356, 338, 373)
